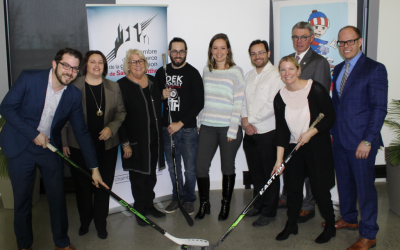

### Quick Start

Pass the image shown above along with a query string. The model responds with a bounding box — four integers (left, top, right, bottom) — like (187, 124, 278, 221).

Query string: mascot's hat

(308, 10, 330, 27)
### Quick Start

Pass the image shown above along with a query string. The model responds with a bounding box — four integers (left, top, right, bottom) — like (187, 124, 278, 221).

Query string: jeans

(163, 127, 198, 203)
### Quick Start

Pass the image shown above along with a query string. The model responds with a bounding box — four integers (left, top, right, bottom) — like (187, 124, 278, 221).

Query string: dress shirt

(37, 69, 67, 138)
(336, 51, 363, 96)
(241, 61, 285, 134)
(295, 46, 311, 63)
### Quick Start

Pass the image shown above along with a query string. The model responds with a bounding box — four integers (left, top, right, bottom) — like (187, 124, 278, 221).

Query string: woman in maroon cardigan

(272, 56, 336, 244)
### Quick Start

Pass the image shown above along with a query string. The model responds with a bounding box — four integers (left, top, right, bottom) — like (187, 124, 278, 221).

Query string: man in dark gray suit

(279, 21, 332, 223)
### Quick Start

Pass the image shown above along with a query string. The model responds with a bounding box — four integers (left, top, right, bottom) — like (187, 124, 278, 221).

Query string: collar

(346, 51, 363, 67)
(295, 47, 311, 62)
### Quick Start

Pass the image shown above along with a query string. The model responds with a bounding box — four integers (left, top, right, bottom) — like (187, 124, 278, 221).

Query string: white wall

(376, 0, 399, 165)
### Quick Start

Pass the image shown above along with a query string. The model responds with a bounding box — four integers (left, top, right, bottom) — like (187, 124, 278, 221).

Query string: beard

(55, 65, 75, 86)
(170, 55, 186, 68)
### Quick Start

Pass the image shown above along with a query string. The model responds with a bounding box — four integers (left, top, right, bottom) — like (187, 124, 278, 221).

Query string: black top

(85, 82, 105, 150)
(274, 81, 336, 192)
(155, 63, 204, 128)
(142, 85, 156, 130)
(118, 75, 165, 174)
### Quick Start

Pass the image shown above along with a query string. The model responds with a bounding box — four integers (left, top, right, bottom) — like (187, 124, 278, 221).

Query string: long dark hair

(207, 33, 235, 72)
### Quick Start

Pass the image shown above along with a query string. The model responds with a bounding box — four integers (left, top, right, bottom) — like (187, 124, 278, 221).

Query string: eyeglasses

(250, 51, 267, 57)
(292, 35, 312, 42)
(170, 50, 187, 56)
(337, 38, 360, 47)
(58, 62, 79, 73)
(128, 59, 145, 66)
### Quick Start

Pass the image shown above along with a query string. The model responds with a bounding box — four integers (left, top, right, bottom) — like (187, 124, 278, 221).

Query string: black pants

(243, 130, 279, 217)
(69, 146, 118, 231)
(129, 140, 159, 213)
(284, 143, 335, 225)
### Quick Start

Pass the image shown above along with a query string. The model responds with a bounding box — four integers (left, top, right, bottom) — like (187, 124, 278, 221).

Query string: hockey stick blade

(46, 142, 208, 247)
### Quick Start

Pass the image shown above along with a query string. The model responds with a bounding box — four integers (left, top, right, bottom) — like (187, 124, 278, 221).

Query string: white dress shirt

(241, 61, 285, 134)
(295, 46, 311, 63)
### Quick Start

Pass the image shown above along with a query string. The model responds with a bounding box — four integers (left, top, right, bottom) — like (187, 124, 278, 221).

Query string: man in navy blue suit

(330, 26, 388, 250)
(0, 48, 108, 250)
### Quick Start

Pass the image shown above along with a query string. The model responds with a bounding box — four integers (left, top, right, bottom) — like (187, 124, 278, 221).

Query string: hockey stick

(162, 54, 194, 227)
(46, 142, 207, 247)
(181, 113, 325, 250)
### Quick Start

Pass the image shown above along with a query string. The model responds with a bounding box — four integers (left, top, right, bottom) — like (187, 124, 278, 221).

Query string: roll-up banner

(86, 5, 171, 213)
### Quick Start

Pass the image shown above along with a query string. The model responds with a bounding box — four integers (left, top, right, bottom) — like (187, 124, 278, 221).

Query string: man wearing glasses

(330, 26, 387, 250)
(0, 48, 107, 250)
(278, 21, 331, 224)
(241, 40, 285, 227)
(155, 38, 204, 215)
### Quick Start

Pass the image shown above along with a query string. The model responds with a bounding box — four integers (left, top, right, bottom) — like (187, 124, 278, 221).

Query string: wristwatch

(363, 140, 371, 146)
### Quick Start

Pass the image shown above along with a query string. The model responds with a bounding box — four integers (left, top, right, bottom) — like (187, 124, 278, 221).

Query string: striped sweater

(199, 66, 245, 139)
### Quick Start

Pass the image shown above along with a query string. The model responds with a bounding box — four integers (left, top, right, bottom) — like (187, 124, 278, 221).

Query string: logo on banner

(106, 14, 158, 64)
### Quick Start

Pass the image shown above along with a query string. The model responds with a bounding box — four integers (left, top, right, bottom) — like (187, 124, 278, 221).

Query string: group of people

(0, 21, 387, 250)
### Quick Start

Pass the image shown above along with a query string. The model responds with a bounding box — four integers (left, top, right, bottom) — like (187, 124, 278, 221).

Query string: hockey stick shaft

(162, 54, 194, 227)
(46, 142, 205, 246)
(181, 113, 325, 250)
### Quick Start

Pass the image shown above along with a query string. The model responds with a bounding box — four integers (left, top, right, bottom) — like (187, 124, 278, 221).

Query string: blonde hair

(123, 49, 149, 74)
(207, 33, 236, 72)
(278, 56, 300, 71)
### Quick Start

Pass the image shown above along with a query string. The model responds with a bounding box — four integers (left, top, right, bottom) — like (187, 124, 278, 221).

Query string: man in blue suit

(330, 26, 388, 250)
(0, 48, 107, 250)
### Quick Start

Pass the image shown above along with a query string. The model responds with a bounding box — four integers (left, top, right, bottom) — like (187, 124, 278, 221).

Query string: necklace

(87, 82, 103, 116)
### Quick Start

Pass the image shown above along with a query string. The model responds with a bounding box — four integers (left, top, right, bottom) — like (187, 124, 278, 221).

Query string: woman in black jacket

(272, 56, 336, 244)
(118, 49, 166, 226)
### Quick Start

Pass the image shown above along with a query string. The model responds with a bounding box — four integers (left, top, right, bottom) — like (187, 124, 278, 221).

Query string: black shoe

(183, 202, 195, 215)
(252, 216, 276, 227)
(97, 229, 108, 239)
(246, 208, 261, 217)
(276, 222, 298, 241)
(218, 174, 236, 221)
(315, 225, 336, 244)
(148, 207, 166, 218)
(136, 216, 149, 227)
(195, 176, 210, 220)
(78, 226, 89, 236)
(297, 210, 315, 223)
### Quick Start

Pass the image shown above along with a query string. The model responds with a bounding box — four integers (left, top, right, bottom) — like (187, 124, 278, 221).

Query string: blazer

(61, 76, 126, 150)
(289, 48, 331, 92)
(274, 81, 336, 192)
(118, 75, 165, 174)
(0, 69, 99, 168)
(331, 53, 388, 150)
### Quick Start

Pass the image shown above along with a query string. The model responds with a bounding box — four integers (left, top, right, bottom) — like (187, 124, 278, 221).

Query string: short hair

(338, 25, 362, 38)
(54, 48, 83, 63)
(207, 33, 236, 72)
(248, 40, 269, 55)
(169, 37, 187, 50)
(82, 50, 108, 76)
(292, 21, 315, 36)
(122, 49, 149, 74)
(278, 56, 300, 71)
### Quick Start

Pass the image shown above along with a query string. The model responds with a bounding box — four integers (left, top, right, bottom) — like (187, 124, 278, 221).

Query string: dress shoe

(276, 222, 298, 241)
(55, 244, 77, 250)
(252, 216, 275, 227)
(18, 248, 32, 250)
(147, 206, 166, 218)
(278, 199, 287, 209)
(136, 216, 149, 227)
(347, 236, 376, 250)
(246, 208, 261, 217)
(322, 218, 358, 230)
(78, 226, 89, 236)
(315, 225, 336, 244)
(297, 210, 315, 223)
(97, 229, 108, 239)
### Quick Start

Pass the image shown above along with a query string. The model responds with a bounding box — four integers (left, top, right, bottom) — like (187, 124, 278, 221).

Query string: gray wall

(0, 3, 9, 101)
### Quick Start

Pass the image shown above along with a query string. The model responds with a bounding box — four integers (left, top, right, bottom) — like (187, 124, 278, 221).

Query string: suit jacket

(289, 48, 331, 92)
(0, 69, 99, 169)
(61, 76, 126, 150)
(331, 53, 388, 150)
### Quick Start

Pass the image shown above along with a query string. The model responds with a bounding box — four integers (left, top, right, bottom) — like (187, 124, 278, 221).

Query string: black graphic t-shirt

(155, 63, 204, 128)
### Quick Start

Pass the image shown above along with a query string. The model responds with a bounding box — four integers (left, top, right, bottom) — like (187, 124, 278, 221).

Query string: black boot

(218, 174, 236, 221)
(276, 221, 298, 241)
(315, 224, 336, 244)
(195, 176, 210, 220)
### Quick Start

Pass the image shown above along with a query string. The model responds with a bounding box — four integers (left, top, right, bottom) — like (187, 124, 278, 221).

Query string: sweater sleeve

(227, 67, 245, 139)
(274, 92, 290, 149)
(312, 82, 336, 134)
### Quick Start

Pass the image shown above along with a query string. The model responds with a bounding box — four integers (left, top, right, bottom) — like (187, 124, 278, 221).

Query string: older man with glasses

(278, 21, 332, 224)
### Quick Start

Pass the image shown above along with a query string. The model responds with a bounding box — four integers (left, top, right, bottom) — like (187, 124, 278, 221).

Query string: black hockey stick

(46, 142, 207, 247)
(162, 54, 194, 227)
(181, 113, 325, 250)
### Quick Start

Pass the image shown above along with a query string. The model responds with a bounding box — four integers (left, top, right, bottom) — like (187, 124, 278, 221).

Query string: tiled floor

(1, 182, 399, 249)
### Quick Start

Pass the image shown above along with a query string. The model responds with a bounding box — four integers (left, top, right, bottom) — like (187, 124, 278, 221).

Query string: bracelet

(122, 142, 129, 148)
